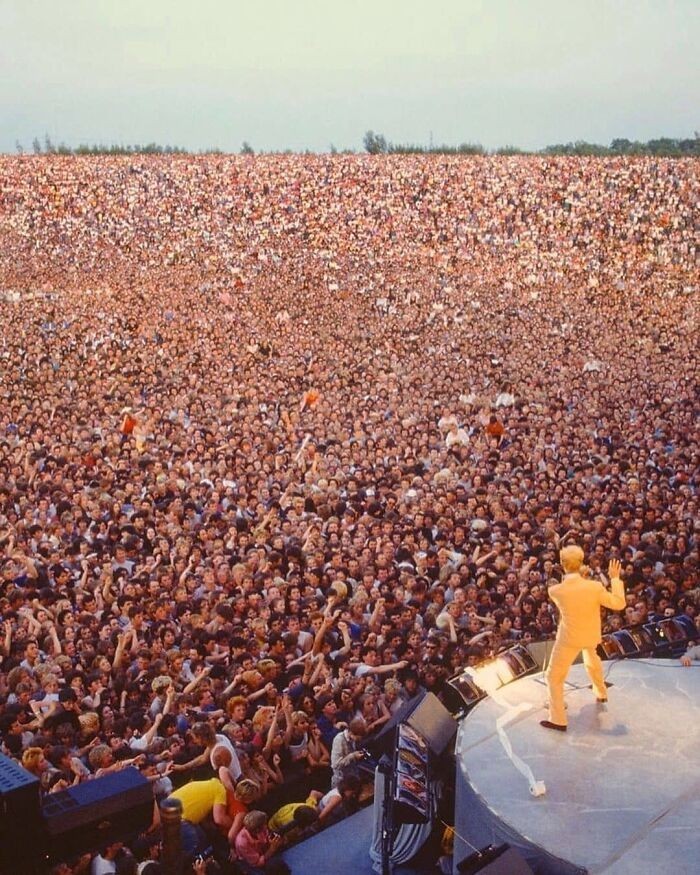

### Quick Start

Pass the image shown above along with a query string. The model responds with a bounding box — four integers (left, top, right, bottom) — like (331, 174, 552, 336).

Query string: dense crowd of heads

(0, 154, 698, 873)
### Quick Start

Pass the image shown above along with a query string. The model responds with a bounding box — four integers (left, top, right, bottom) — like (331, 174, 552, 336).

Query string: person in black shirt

(43, 688, 82, 734)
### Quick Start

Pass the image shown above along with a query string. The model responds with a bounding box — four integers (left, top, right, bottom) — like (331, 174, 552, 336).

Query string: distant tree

(363, 130, 388, 154)
(456, 142, 485, 155)
(678, 135, 700, 155)
(495, 145, 526, 155)
(610, 138, 634, 154)
(241, 141, 255, 155)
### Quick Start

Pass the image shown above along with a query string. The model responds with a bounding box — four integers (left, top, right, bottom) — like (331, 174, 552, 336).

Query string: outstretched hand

(608, 559, 622, 580)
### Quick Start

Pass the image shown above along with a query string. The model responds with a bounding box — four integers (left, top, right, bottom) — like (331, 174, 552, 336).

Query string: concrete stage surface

(455, 658, 700, 875)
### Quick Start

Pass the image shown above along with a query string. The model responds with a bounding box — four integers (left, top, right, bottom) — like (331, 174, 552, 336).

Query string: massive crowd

(0, 153, 698, 874)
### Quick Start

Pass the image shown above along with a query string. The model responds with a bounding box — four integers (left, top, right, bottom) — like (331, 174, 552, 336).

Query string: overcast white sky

(2, 0, 698, 153)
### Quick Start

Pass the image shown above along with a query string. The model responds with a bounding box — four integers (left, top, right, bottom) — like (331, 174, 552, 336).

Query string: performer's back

(548, 574, 621, 649)
(542, 551, 625, 731)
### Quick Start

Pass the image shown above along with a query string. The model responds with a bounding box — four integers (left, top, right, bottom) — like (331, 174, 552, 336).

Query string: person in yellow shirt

(168, 777, 230, 829)
(267, 791, 323, 833)
(541, 546, 625, 732)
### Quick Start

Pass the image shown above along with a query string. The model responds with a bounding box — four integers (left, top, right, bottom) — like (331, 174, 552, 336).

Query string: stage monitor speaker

(41, 767, 153, 862)
(364, 691, 427, 758)
(0, 752, 42, 873)
(457, 843, 534, 874)
(405, 691, 456, 756)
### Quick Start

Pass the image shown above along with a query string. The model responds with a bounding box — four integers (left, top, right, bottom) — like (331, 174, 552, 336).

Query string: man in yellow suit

(541, 546, 626, 732)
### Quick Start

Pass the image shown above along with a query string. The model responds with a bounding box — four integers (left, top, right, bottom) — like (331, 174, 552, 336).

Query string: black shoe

(540, 720, 567, 732)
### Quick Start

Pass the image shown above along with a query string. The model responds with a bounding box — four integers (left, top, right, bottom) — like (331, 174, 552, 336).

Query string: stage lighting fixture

(443, 672, 487, 717)
(467, 645, 538, 696)
(598, 635, 622, 659)
(612, 630, 645, 656)
(597, 615, 694, 660)
(625, 625, 655, 653)
(642, 618, 691, 653)
(469, 659, 507, 695)
(599, 627, 655, 659)
(671, 614, 696, 638)
(658, 617, 688, 643)
(643, 621, 667, 648)
(498, 644, 537, 676)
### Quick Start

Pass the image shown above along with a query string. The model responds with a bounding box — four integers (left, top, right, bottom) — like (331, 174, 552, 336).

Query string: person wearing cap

(541, 546, 625, 732)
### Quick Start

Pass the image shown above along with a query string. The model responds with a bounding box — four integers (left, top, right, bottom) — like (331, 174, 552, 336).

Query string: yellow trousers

(545, 640, 607, 726)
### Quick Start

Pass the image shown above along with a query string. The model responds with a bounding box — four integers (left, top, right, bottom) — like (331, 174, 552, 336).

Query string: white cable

(489, 687, 547, 797)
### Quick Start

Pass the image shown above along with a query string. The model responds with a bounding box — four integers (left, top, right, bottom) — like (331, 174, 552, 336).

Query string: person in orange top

(120, 407, 138, 436)
(485, 414, 505, 444)
(300, 389, 320, 411)
(541, 546, 625, 732)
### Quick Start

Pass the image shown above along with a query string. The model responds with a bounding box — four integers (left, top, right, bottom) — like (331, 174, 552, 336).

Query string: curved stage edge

(453, 659, 700, 875)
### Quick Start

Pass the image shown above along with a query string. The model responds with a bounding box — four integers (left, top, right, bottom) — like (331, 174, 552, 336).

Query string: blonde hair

(560, 545, 585, 573)
(330, 581, 348, 600)
(243, 810, 268, 832)
(22, 747, 45, 772)
(88, 744, 111, 769)
(234, 779, 260, 803)
(240, 670, 263, 690)
(256, 659, 277, 675)
(79, 712, 100, 736)
(251, 706, 275, 731)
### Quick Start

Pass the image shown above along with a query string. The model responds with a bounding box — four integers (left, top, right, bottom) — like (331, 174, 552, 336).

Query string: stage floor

(280, 803, 438, 874)
(456, 659, 700, 874)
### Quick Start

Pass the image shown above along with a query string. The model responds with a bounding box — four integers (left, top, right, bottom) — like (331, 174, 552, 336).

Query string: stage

(279, 802, 440, 874)
(454, 659, 700, 874)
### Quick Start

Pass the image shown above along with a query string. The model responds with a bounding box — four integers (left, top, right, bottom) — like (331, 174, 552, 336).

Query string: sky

(1, 0, 698, 153)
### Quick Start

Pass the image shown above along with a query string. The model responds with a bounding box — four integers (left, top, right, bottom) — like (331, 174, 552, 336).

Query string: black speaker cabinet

(405, 691, 456, 756)
(41, 767, 153, 862)
(457, 843, 534, 874)
(364, 691, 428, 758)
(0, 752, 42, 873)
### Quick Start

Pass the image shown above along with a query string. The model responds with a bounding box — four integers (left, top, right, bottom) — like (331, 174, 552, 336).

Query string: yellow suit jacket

(549, 574, 626, 649)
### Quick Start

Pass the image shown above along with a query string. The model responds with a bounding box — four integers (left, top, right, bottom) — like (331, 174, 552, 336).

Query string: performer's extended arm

(600, 559, 626, 612)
